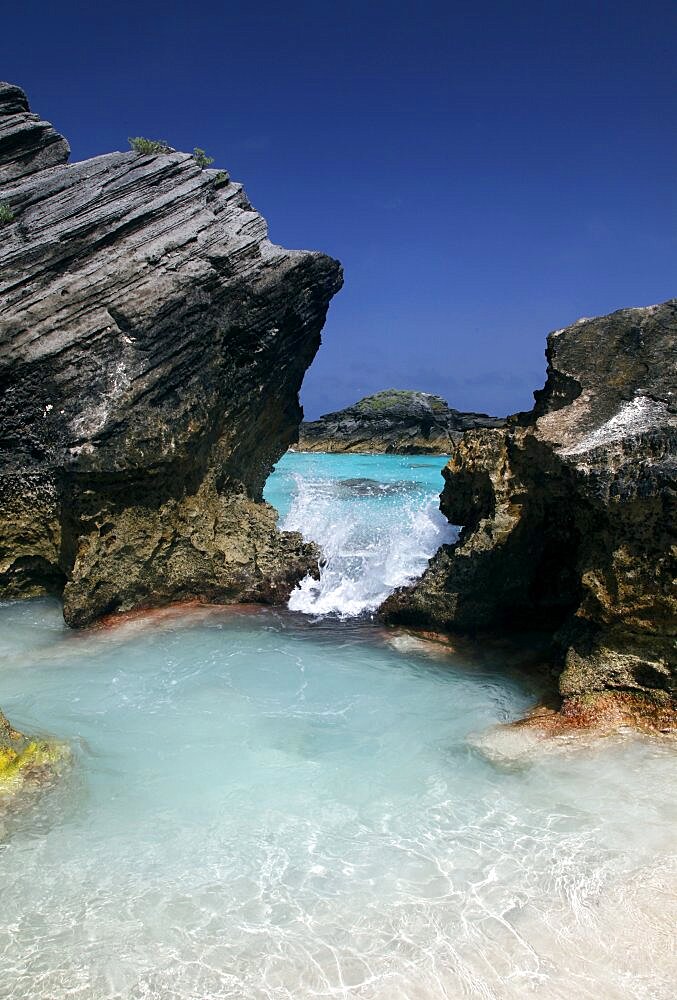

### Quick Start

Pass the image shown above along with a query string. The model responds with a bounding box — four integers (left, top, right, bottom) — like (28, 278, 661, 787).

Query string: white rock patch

(562, 395, 670, 455)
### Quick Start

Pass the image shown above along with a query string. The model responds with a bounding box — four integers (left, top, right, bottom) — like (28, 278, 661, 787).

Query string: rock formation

(0, 708, 69, 809)
(297, 389, 504, 453)
(0, 82, 342, 627)
(383, 301, 676, 712)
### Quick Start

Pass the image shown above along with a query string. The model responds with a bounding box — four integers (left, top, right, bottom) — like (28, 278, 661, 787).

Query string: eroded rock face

(383, 301, 677, 704)
(0, 82, 342, 626)
(297, 389, 504, 454)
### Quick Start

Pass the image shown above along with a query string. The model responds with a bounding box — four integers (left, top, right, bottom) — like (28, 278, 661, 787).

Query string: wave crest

(282, 472, 456, 617)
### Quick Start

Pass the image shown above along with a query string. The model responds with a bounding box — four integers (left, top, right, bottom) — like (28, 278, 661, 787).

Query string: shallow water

(0, 454, 675, 999)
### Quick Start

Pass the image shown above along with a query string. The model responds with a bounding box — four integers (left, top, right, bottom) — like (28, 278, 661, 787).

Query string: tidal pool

(0, 454, 674, 999)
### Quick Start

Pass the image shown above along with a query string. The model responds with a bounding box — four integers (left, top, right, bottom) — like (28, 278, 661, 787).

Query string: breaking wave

(281, 470, 456, 617)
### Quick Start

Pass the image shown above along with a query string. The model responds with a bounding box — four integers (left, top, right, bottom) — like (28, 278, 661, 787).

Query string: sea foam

(280, 462, 456, 616)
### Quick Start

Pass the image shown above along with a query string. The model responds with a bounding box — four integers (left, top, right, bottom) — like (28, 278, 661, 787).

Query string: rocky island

(297, 389, 504, 453)
(383, 301, 677, 726)
(0, 82, 342, 630)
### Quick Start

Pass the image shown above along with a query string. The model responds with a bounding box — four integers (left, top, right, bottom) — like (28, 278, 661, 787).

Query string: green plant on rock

(128, 136, 172, 155)
(214, 170, 229, 188)
(0, 202, 14, 225)
(193, 147, 215, 168)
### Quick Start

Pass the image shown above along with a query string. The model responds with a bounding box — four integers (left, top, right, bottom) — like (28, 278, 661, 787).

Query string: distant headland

(296, 389, 505, 454)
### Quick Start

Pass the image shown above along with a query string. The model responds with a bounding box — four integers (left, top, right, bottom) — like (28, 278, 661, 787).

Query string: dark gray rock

(297, 389, 504, 453)
(0, 82, 70, 182)
(0, 82, 342, 626)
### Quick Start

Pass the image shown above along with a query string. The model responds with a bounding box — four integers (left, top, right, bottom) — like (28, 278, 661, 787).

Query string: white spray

(281, 472, 456, 617)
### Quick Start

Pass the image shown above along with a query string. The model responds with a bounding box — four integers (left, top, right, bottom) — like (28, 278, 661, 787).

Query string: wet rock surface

(0, 708, 69, 811)
(0, 82, 341, 626)
(297, 389, 504, 454)
(383, 301, 677, 709)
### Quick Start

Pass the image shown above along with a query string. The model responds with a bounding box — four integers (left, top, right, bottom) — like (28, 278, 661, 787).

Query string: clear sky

(4, 1, 676, 418)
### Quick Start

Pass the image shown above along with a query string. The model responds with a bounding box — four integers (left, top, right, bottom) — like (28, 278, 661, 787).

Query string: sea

(0, 451, 674, 999)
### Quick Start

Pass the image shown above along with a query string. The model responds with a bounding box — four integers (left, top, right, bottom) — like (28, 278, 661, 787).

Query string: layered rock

(0, 82, 342, 626)
(383, 301, 676, 709)
(297, 389, 504, 453)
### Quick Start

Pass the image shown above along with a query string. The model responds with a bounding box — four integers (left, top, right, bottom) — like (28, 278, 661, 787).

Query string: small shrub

(0, 202, 14, 225)
(193, 147, 214, 168)
(213, 170, 229, 187)
(128, 136, 172, 155)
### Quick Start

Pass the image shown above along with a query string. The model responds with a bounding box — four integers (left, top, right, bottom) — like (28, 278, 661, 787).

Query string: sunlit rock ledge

(383, 300, 677, 723)
(0, 81, 342, 628)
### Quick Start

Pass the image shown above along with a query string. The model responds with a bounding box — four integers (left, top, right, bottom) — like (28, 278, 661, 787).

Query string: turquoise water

(264, 452, 455, 615)
(0, 454, 675, 999)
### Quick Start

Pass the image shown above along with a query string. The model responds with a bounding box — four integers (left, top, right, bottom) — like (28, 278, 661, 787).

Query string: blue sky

(5, 1, 676, 418)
